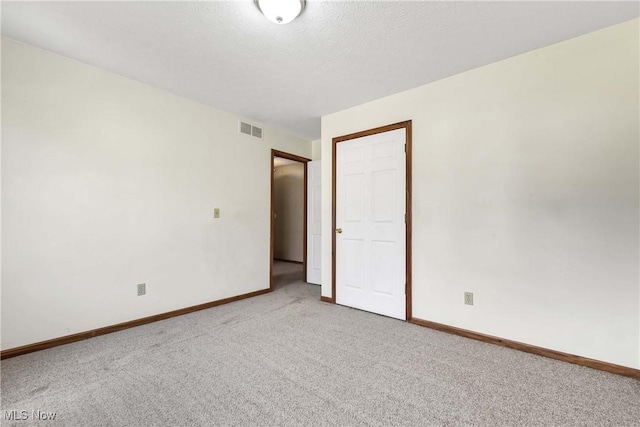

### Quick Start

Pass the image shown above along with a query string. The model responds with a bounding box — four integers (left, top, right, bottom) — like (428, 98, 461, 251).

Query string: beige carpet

(2, 261, 639, 426)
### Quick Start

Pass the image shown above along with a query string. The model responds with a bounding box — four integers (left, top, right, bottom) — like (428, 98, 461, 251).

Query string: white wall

(321, 20, 639, 369)
(1, 38, 311, 351)
(311, 139, 321, 161)
(273, 163, 304, 263)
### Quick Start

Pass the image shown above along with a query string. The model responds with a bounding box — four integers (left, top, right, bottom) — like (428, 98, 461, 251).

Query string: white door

(307, 160, 322, 285)
(335, 128, 406, 320)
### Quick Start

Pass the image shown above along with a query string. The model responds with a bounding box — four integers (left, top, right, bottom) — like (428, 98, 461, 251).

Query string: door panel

(311, 234, 321, 270)
(342, 238, 365, 290)
(371, 240, 396, 296)
(372, 170, 395, 222)
(335, 128, 406, 320)
(344, 174, 365, 222)
(306, 161, 322, 285)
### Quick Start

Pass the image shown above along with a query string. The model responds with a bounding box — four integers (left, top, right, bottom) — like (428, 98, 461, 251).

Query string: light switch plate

(464, 292, 473, 305)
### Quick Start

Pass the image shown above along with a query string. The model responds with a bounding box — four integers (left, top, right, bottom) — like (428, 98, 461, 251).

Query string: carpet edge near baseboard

(1, 288, 272, 360)
(409, 317, 640, 381)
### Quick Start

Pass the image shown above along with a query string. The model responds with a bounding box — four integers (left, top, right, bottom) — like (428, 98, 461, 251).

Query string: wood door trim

(331, 121, 413, 319)
(272, 150, 311, 164)
(410, 317, 640, 380)
(270, 150, 311, 290)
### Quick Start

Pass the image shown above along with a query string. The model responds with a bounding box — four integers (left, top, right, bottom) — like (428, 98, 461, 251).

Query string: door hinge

(404, 143, 406, 153)
(404, 283, 407, 294)
(404, 213, 407, 223)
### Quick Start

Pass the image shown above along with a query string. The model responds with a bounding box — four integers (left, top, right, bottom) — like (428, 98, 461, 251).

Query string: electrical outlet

(464, 292, 473, 305)
(214, 208, 220, 219)
(137, 283, 146, 296)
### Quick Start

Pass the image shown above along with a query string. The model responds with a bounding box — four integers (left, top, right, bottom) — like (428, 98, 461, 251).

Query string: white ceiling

(2, 1, 638, 140)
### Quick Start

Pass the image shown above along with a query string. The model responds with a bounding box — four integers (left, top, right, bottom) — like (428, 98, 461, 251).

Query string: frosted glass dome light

(255, 0, 305, 25)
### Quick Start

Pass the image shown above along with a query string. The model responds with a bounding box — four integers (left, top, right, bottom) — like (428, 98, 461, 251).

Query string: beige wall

(311, 139, 321, 160)
(1, 38, 311, 351)
(273, 163, 305, 263)
(321, 20, 639, 368)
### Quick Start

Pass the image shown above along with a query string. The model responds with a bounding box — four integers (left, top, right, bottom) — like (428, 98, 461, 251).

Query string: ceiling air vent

(239, 121, 263, 139)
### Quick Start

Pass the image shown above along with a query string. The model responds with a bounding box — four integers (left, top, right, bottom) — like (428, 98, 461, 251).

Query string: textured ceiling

(2, 1, 638, 140)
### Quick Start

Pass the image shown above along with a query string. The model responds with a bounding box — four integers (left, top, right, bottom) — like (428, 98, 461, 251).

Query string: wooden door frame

(270, 150, 311, 290)
(331, 121, 413, 320)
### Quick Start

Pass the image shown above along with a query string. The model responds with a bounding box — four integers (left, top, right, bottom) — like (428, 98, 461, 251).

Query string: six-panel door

(335, 128, 406, 320)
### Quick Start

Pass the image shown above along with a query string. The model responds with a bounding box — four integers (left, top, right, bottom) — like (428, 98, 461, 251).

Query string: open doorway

(270, 150, 310, 290)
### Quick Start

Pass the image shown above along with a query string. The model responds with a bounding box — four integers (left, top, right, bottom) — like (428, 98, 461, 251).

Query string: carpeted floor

(2, 261, 639, 426)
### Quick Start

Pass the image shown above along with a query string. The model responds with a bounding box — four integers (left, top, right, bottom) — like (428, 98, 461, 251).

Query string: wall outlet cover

(137, 283, 146, 296)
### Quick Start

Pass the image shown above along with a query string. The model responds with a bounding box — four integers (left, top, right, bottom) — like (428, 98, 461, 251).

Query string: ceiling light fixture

(255, 0, 305, 25)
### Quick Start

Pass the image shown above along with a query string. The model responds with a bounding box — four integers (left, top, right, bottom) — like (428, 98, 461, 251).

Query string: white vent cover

(240, 121, 252, 136)
(239, 121, 263, 139)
